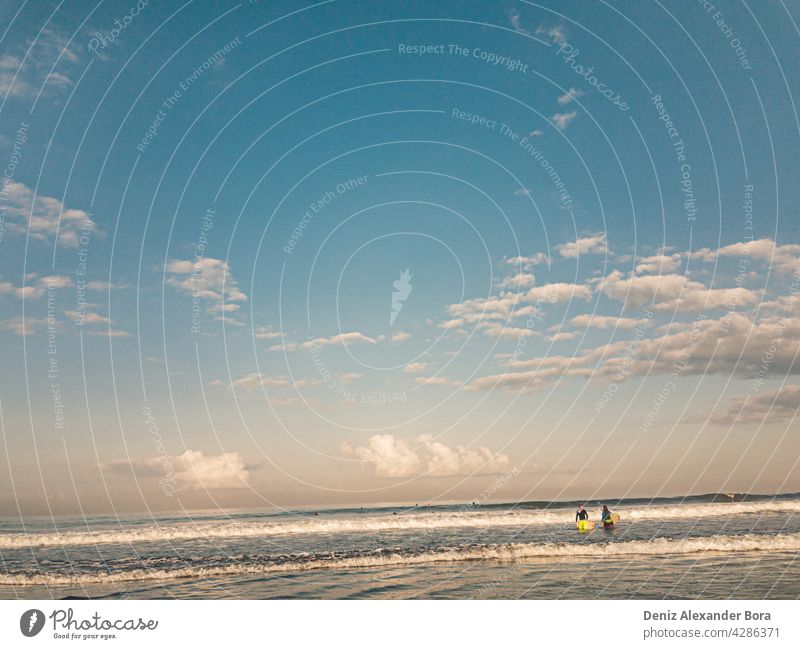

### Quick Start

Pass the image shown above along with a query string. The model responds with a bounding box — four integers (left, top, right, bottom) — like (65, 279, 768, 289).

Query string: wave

(2, 532, 797, 586)
(2, 499, 799, 549)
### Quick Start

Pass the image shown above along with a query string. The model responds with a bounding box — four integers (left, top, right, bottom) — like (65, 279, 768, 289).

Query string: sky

(1, 0, 799, 515)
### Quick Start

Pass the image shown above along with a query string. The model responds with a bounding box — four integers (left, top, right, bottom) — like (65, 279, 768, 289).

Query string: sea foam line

(1, 533, 798, 585)
(2, 500, 798, 549)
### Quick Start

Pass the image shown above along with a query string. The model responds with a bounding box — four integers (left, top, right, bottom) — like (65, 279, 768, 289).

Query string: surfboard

(576, 519, 595, 531)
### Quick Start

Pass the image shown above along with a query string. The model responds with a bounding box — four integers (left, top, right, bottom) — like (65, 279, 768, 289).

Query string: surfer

(601, 505, 614, 528)
(576, 504, 589, 522)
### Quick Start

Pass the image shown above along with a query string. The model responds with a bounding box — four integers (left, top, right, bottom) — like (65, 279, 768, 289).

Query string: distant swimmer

(601, 505, 614, 528)
(576, 504, 589, 522)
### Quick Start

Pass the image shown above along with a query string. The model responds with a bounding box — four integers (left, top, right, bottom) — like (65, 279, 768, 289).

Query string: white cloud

(524, 282, 592, 303)
(635, 253, 683, 274)
(547, 331, 578, 342)
(535, 24, 567, 45)
(529, 129, 543, 137)
(694, 238, 800, 275)
(497, 272, 536, 289)
(415, 376, 459, 386)
(64, 310, 111, 324)
(1, 316, 52, 336)
(339, 372, 363, 383)
(597, 269, 761, 312)
(569, 314, 643, 330)
(505, 252, 548, 268)
(712, 385, 800, 425)
(166, 257, 247, 318)
(1, 182, 98, 248)
(343, 433, 510, 477)
(391, 331, 411, 342)
(557, 87, 585, 105)
(253, 326, 282, 340)
(271, 331, 378, 352)
(102, 449, 251, 490)
(0, 274, 72, 299)
(0, 29, 78, 100)
(404, 362, 429, 374)
(479, 322, 535, 340)
(470, 311, 800, 393)
(551, 111, 577, 130)
(555, 233, 607, 258)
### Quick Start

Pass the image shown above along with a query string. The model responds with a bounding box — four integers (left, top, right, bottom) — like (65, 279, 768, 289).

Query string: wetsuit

(576, 509, 588, 521)
(601, 510, 614, 527)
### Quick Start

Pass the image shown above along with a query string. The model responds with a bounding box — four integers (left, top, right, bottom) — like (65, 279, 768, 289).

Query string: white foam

(1, 499, 798, 548)
(2, 532, 797, 586)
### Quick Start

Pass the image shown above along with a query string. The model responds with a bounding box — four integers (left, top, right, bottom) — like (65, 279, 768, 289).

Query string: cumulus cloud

(404, 362, 429, 374)
(551, 111, 577, 130)
(535, 24, 567, 45)
(0, 274, 72, 299)
(597, 269, 761, 312)
(1, 182, 97, 248)
(102, 449, 251, 490)
(1, 316, 53, 336)
(635, 253, 683, 274)
(0, 29, 78, 100)
(557, 87, 585, 105)
(711, 385, 800, 425)
(524, 282, 592, 303)
(415, 376, 460, 386)
(391, 331, 411, 342)
(569, 314, 643, 330)
(497, 272, 536, 289)
(271, 331, 378, 352)
(469, 311, 800, 393)
(343, 434, 510, 477)
(694, 239, 800, 275)
(253, 326, 282, 340)
(505, 252, 548, 268)
(555, 233, 607, 258)
(166, 257, 247, 317)
(547, 331, 578, 342)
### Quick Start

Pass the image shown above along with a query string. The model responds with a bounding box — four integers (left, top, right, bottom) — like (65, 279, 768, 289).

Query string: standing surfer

(576, 504, 589, 522)
(600, 505, 614, 528)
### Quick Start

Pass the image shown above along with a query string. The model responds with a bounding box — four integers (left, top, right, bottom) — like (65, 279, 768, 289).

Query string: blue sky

(1, 0, 799, 514)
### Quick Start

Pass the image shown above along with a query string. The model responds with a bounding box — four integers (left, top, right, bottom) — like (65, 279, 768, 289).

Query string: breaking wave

(1, 499, 798, 549)
(1, 532, 797, 586)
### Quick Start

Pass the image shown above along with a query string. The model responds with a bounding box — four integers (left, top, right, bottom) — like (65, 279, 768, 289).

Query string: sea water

(0, 493, 798, 599)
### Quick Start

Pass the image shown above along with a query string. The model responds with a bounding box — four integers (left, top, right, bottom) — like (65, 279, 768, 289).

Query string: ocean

(1, 493, 798, 599)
